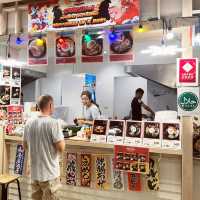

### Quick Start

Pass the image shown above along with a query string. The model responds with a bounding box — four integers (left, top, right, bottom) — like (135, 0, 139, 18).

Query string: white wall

(22, 81, 36, 102)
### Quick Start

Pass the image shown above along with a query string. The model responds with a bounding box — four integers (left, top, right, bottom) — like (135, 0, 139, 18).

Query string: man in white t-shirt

(23, 95, 65, 200)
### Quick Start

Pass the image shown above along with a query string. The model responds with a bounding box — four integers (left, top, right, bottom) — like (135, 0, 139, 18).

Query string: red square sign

(177, 58, 198, 86)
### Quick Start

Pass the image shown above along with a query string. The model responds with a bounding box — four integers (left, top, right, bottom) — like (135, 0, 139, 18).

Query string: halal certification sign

(178, 92, 199, 111)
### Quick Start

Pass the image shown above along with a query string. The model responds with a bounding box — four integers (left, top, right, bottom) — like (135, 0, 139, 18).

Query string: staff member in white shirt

(77, 90, 101, 126)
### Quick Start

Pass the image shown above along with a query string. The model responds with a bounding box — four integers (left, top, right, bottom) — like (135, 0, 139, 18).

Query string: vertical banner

(0, 86, 10, 105)
(11, 86, 21, 105)
(128, 173, 141, 191)
(12, 67, 21, 87)
(145, 158, 160, 191)
(95, 156, 109, 190)
(109, 29, 134, 62)
(80, 154, 91, 187)
(82, 33, 103, 63)
(0, 106, 7, 121)
(84, 74, 96, 102)
(177, 58, 198, 86)
(112, 170, 124, 191)
(56, 32, 76, 64)
(66, 153, 77, 185)
(28, 34, 48, 65)
(14, 144, 25, 175)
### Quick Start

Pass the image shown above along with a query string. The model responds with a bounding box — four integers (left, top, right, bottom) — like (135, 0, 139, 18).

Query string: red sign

(177, 58, 198, 86)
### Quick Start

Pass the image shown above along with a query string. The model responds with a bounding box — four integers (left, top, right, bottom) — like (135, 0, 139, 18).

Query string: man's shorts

(32, 178, 61, 200)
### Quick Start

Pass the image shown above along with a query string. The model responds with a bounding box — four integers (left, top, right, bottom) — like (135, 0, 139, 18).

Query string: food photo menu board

(124, 121, 143, 146)
(91, 119, 108, 143)
(107, 120, 125, 144)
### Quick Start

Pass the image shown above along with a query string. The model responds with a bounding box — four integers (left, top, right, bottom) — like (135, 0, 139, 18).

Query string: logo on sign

(178, 92, 199, 111)
(179, 59, 197, 83)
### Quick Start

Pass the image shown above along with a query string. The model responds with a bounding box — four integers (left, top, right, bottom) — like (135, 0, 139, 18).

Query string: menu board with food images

(91, 119, 108, 143)
(143, 122, 161, 148)
(7, 105, 23, 125)
(0, 86, 10, 106)
(56, 32, 76, 64)
(109, 30, 134, 62)
(107, 120, 125, 144)
(11, 86, 21, 105)
(0, 66, 11, 85)
(124, 121, 143, 146)
(28, 34, 48, 65)
(12, 67, 21, 87)
(82, 33, 103, 63)
(66, 153, 77, 186)
(0, 106, 8, 121)
(80, 154, 91, 187)
(162, 122, 181, 149)
(28, 0, 140, 32)
(114, 145, 149, 174)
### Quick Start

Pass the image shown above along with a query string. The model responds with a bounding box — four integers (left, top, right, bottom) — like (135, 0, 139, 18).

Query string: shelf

(4, 135, 182, 156)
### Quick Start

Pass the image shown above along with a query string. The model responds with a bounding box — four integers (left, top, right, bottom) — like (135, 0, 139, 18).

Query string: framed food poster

(109, 29, 134, 62)
(66, 153, 77, 186)
(80, 154, 91, 187)
(14, 144, 25, 175)
(162, 122, 181, 149)
(82, 33, 103, 63)
(7, 105, 23, 125)
(107, 120, 125, 144)
(0, 86, 10, 106)
(143, 122, 161, 148)
(114, 145, 149, 174)
(1, 66, 11, 85)
(28, 34, 48, 65)
(124, 121, 143, 146)
(12, 67, 21, 87)
(11, 87, 21, 105)
(56, 32, 76, 64)
(0, 106, 8, 121)
(91, 119, 108, 143)
(95, 156, 109, 190)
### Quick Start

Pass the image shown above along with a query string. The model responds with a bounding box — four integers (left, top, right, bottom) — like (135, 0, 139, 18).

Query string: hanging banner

(177, 58, 198, 86)
(12, 67, 21, 87)
(128, 173, 141, 191)
(0, 86, 10, 106)
(95, 156, 109, 190)
(80, 154, 91, 187)
(109, 30, 134, 62)
(82, 33, 103, 62)
(56, 32, 76, 64)
(28, 0, 140, 32)
(145, 158, 160, 191)
(66, 153, 77, 185)
(177, 87, 200, 116)
(14, 144, 25, 175)
(28, 34, 48, 65)
(11, 87, 21, 105)
(84, 74, 96, 102)
(114, 145, 149, 174)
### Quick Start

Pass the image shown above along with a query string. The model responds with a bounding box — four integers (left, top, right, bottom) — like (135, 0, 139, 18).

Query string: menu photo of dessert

(162, 122, 181, 149)
(124, 121, 143, 146)
(91, 119, 108, 143)
(143, 122, 161, 147)
(107, 120, 125, 144)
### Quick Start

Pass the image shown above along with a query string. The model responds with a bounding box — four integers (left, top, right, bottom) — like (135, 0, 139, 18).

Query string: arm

(54, 140, 65, 153)
(142, 103, 155, 115)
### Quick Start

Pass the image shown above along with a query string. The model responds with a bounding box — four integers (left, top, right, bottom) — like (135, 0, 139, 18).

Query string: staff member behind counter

(131, 88, 155, 121)
(75, 90, 101, 126)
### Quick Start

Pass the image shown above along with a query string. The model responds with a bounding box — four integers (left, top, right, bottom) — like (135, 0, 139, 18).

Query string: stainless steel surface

(125, 64, 177, 88)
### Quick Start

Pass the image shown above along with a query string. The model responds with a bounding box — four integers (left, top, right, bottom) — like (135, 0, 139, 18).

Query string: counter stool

(0, 174, 21, 200)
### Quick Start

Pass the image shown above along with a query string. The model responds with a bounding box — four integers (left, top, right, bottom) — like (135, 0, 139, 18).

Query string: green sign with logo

(178, 92, 199, 111)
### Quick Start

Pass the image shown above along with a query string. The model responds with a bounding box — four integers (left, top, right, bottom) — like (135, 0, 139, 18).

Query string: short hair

(81, 90, 92, 101)
(37, 95, 53, 111)
(136, 88, 144, 94)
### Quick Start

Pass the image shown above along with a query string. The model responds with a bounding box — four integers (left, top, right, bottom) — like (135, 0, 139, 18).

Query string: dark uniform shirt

(131, 97, 142, 121)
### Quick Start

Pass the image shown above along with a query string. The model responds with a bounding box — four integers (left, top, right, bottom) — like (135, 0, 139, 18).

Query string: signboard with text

(177, 58, 199, 86)
(177, 87, 200, 116)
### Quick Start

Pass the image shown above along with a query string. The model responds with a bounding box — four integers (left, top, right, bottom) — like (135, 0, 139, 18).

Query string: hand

(77, 119, 85, 125)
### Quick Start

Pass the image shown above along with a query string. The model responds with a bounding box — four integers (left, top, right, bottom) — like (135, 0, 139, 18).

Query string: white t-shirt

(23, 116, 64, 182)
(82, 104, 100, 120)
